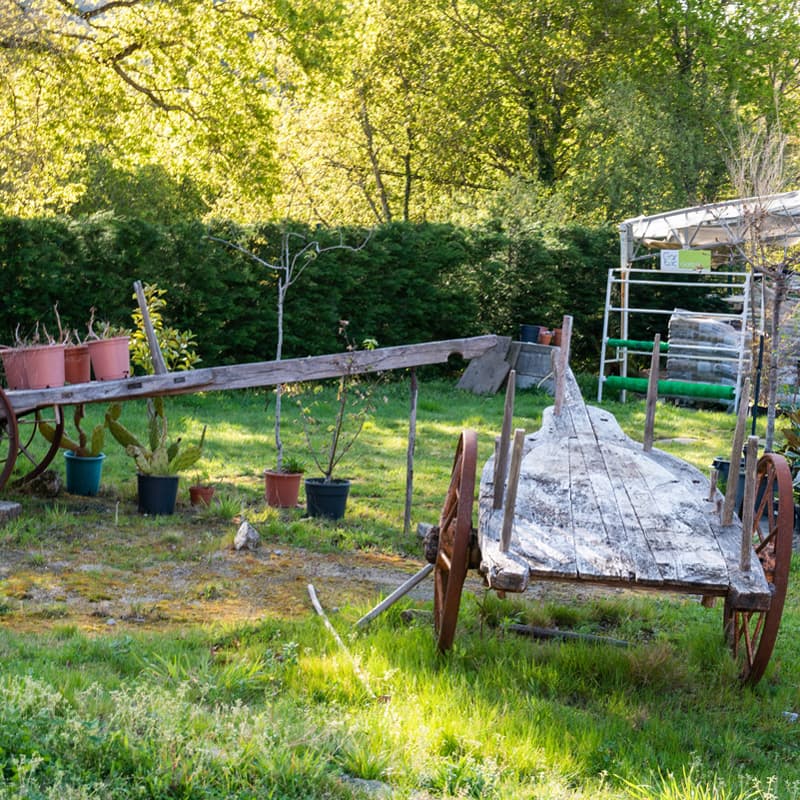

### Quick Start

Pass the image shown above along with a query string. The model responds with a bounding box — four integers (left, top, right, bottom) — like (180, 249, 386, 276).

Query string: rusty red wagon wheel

(0, 388, 19, 491)
(11, 405, 65, 487)
(723, 453, 793, 686)
(434, 429, 477, 653)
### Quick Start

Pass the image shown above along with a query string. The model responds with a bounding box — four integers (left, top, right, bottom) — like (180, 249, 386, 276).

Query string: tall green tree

(0, 0, 345, 219)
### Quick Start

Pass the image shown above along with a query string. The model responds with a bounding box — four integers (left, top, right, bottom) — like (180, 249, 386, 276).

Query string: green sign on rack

(660, 249, 712, 272)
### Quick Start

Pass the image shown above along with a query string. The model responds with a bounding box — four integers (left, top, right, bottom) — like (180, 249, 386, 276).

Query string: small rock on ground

(234, 520, 260, 551)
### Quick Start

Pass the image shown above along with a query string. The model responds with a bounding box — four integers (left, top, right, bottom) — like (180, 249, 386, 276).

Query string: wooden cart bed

(476, 368, 771, 611)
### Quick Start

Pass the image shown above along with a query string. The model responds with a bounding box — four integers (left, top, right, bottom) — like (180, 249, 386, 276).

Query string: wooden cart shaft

(5, 336, 499, 415)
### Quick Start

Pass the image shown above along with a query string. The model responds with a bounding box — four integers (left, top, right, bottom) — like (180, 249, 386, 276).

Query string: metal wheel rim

(434, 429, 477, 652)
(0, 388, 19, 491)
(11, 405, 64, 486)
(723, 453, 793, 685)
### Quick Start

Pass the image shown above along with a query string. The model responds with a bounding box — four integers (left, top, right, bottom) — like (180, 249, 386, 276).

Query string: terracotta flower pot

(64, 344, 91, 384)
(1, 347, 28, 390)
(88, 336, 130, 381)
(264, 469, 303, 508)
(552, 328, 562, 346)
(538, 329, 553, 346)
(189, 484, 215, 507)
(24, 343, 65, 389)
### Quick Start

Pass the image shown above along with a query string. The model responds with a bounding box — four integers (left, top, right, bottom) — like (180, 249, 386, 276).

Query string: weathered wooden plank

(631, 441, 770, 606)
(615, 450, 728, 587)
(479, 444, 577, 582)
(455, 336, 511, 395)
(8, 335, 500, 413)
(567, 438, 649, 582)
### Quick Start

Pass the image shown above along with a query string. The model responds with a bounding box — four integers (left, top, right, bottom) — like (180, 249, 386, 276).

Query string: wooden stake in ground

(403, 368, 418, 536)
(493, 370, 516, 509)
(500, 428, 526, 553)
(133, 280, 168, 375)
(643, 335, 661, 452)
(722, 377, 751, 526)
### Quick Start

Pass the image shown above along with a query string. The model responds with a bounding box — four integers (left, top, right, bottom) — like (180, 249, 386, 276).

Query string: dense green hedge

(0, 215, 620, 371)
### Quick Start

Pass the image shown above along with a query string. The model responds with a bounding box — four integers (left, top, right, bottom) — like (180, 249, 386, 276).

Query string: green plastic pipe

(603, 375, 735, 400)
(607, 338, 670, 352)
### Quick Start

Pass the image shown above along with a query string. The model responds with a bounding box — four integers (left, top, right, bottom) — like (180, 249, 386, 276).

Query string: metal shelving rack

(597, 265, 753, 410)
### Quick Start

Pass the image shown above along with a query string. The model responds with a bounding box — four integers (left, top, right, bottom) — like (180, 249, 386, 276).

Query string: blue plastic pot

(64, 451, 105, 496)
(519, 324, 542, 343)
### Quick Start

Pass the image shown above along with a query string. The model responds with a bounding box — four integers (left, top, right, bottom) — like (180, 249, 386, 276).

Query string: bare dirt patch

(0, 536, 446, 634)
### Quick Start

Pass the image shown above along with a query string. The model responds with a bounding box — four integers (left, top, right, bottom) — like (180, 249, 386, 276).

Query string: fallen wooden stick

(505, 623, 629, 648)
(355, 563, 434, 628)
(307, 583, 375, 699)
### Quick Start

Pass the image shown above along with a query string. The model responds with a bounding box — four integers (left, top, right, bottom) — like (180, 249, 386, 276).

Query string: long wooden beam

(7, 335, 500, 413)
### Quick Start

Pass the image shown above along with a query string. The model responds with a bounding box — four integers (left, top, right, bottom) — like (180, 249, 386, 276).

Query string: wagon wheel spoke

(723, 453, 792, 685)
(11, 405, 64, 486)
(0, 389, 19, 492)
(434, 429, 477, 653)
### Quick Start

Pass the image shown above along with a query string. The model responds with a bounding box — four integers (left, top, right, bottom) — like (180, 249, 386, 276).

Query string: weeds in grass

(623, 764, 774, 800)
(197, 490, 245, 521)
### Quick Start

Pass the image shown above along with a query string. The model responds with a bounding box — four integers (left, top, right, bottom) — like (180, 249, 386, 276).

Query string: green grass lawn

(1, 377, 798, 799)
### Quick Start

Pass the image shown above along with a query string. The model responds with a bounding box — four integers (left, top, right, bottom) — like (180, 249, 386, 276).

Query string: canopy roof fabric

(621, 190, 800, 253)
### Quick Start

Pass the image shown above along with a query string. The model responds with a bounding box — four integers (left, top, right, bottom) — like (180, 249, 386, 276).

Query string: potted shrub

(86, 309, 131, 381)
(264, 455, 304, 508)
(207, 230, 370, 502)
(38, 403, 107, 496)
(296, 324, 377, 520)
(64, 329, 91, 385)
(2, 309, 68, 390)
(106, 397, 206, 515)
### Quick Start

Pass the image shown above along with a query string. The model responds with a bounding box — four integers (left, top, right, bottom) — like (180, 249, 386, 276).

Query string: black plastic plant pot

(137, 473, 179, 515)
(304, 478, 350, 520)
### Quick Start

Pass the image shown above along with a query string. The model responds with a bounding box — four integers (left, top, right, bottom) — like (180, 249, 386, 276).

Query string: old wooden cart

(431, 323, 793, 686)
(0, 335, 499, 492)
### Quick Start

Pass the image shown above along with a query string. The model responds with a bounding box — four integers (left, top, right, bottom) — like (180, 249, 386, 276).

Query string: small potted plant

(86, 308, 131, 381)
(38, 403, 107, 496)
(296, 323, 377, 520)
(189, 470, 216, 507)
(106, 396, 205, 515)
(2, 305, 69, 390)
(264, 455, 304, 508)
(64, 328, 91, 385)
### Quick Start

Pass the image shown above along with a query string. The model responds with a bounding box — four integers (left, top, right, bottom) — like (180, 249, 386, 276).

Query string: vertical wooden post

(133, 280, 168, 375)
(722, 377, 751, 526)
(493, 370, 516, 509)
(403, 368, 418, 537)
(643, 335, 661, 452)
(739, 435, 759, 572)
(707, 468, 718, 502)
(500, 428, 526, 553)
(553, 315, 573, 416)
